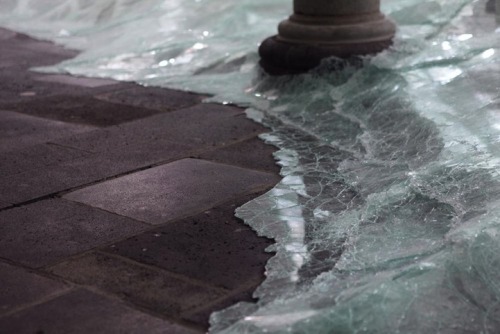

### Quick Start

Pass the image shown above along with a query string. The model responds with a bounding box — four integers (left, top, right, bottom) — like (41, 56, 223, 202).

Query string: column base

(259, 35, 393, 75)
(259, 35, 392, 75)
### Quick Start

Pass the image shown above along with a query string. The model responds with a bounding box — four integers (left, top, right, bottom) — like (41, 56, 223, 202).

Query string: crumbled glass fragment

(2, 0, 500, 332)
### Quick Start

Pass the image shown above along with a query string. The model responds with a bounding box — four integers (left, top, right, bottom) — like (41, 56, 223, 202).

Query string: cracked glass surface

(2, 0, 500, 332)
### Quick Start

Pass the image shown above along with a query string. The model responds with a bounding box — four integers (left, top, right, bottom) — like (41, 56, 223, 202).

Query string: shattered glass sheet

(2, 0, 500, 332)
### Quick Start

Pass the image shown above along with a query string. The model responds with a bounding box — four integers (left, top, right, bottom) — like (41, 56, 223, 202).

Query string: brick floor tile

(0, 199, 147, 268)
(0, 262, 70, 316)
(104, 194, 275, 290)
(64, 159, 279, 225)
(0, 289, 197, 334)
(48, 252, 226, 317)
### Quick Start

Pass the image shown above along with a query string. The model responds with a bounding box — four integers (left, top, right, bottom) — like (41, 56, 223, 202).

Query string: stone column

(259, 0, 396, 74)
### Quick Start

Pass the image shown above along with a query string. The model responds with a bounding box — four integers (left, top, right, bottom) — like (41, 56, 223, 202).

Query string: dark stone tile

(64, 158, 280, 225)
(96, 86, 202, 112)
(0, 39, 77, 69)
(0, 199, 147, 268)
(0, 289, 197, 334)
(0, 140, 192, 205)
(0, 28, 16, 41)
(0, 67, 133, 104)
(11, 37, 78, 59)
(0, 155, 122, 204)
(48, 252, 226, 317)
(182, 284, 259, 328)
(0, 262, 70, 316)
(34, 74, 119, 88)
(0, 143, 89, 177)
(197, 137, 279, 174)
(92, 139, 193, 171)
(1, 95, 163, 127)
(0, 110, 94, 153)
(105, 194, 275, 290)
(0, 70, 83, 103)
(0, 201, 11, 210)
(52, 103, 265, 152)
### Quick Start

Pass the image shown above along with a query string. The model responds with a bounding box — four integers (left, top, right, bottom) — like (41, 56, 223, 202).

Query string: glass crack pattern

(2, 0, 500, 332)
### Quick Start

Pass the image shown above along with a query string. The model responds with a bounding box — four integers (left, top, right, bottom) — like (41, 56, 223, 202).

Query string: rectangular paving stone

(0, 40, 77, 69)
(12, 37, 78, 58)
(0, 28, 16, 40)
(0, 140, 192, 205)
(0, 289, 198, 334)
(0, 142, 90, 178)
(197, 137, 280, 174)
(64, 158, 280, 225)
(52, 103, 265, 152)
(0, 155, 123, 204)
(0, 110, 94, 153)
(0, 201, 11, 210)
(1, 95, 164, 127)
(48, 252, 227, 318)
(96, 86, 203, 112)
(0, 262, 70, 316)
(104, 194, 275, 290)
(0, 199, 148, 268)
(0, 70, 81, 102)
(182, 283, 259, 328)
(34, 74, 119, 88)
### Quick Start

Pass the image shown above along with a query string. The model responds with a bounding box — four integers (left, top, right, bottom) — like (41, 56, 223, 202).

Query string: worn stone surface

(0, 139, 192, 205)
(34, 74, 120, 88)
(0, 35, 78, 70)
(0, 44, 76, 70)
(0, 110, 93, 153)
(0, 155, 124, 204)
(0, 142, 89, 177)
(48, 252, 227, 318)
(197, 137, 280, 174)
(105, 194, 275, 290)
(0, 70, 84, 103)
(0, 289, 198, 334)
(0, 261, 70, 316)
(96, 86, 203, 112)
(0, 28, 17, 40)
(0, 199, 147, 268)
(0, 27, 280, 333)
(0, 201, 11, 209)
(64, 158, 279, 225)
(52, 103, 263, 152)
(1, 95, 165, 127)
(182, 283, 259, 327)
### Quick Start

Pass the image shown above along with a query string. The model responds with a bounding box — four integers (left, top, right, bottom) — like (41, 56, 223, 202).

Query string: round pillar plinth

(259, 0, 396, 74)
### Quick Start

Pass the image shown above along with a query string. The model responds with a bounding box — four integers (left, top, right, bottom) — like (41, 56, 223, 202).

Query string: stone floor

(0, 28, 281, 333)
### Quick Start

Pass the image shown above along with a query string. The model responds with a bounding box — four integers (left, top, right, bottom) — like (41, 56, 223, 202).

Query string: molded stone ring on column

(259, 0, 396, 74)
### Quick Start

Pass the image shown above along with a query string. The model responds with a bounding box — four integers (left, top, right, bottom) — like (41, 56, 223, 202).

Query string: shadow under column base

(258, 35, 393, 75)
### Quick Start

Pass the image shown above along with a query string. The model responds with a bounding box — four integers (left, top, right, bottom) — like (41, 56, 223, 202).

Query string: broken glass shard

(2, 0, 500, 332)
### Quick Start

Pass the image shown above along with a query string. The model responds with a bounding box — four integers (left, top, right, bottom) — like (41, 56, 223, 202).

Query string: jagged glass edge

(1, 0, 500, 332)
